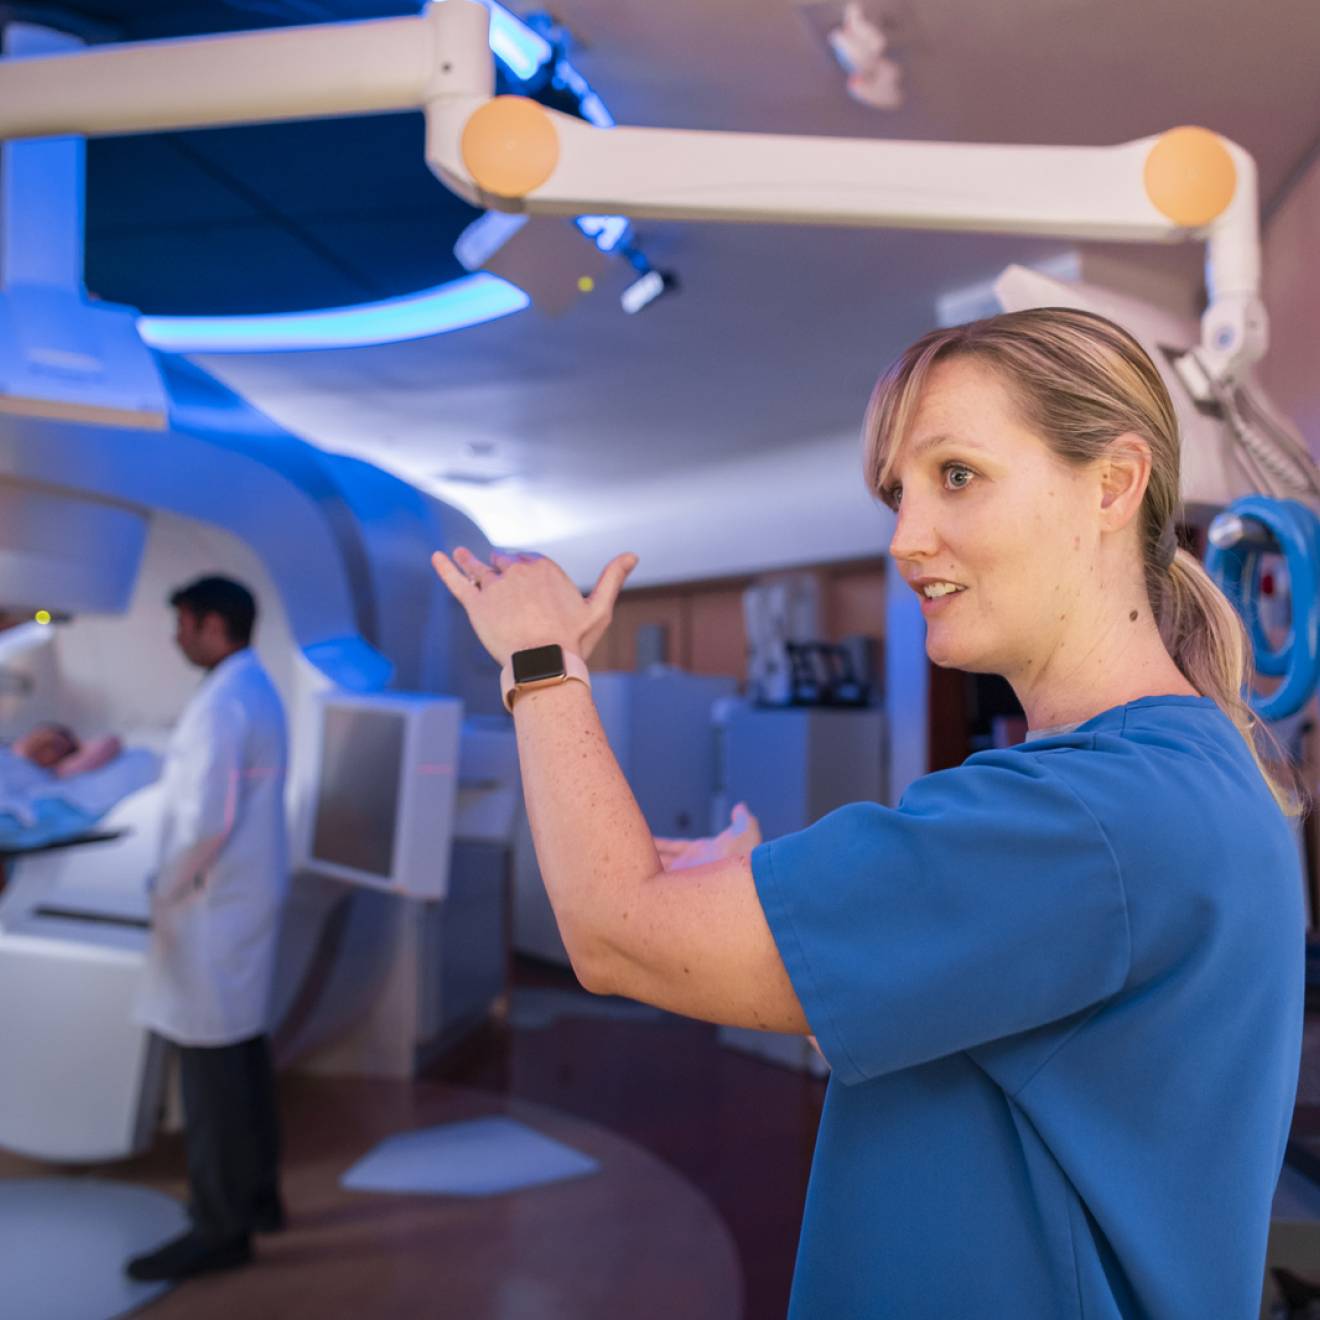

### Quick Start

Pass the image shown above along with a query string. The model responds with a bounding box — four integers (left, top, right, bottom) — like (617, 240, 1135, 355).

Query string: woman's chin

(924, 631, 981, 672)
(924, 633, 961, 668)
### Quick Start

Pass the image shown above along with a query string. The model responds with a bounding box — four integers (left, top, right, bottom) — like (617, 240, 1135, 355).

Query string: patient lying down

(10, 723, 123, 777)
(0, 723, 156, 851)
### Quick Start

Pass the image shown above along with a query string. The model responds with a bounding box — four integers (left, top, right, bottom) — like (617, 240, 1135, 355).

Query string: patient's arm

(54, 734, 123, 779)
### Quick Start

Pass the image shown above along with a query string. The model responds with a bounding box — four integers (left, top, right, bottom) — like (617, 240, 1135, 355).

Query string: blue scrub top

(752, 696, 1304, 1319)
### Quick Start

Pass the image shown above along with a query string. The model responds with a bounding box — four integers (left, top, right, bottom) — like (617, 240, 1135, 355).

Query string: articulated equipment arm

(0, 0, 1267, 386)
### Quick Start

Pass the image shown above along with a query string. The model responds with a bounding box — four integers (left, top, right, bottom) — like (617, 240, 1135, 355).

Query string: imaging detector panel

(299, 692, 462, 899)
(311, 704, 405, 880)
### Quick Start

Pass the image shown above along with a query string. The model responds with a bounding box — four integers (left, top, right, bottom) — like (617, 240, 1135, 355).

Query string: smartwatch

(500, 644, 591, 712)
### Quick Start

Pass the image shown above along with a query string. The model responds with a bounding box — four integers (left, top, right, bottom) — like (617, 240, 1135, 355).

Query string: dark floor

(443, 961, 1320, 1320)
(3, 1075, 747, 1319)
(10, 955, 1318, 1317)
(1, 953, 823, 1319)
(429, 955, 827, 1319)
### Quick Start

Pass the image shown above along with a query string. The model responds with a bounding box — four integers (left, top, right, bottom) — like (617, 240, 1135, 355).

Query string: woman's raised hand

(655, 802, 763, 872)
(430, 546, 638, 667)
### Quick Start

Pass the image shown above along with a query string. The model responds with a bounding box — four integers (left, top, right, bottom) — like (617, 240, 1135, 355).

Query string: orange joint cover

(1143, 126, 1237, 228)
(461, 96, 561, 198)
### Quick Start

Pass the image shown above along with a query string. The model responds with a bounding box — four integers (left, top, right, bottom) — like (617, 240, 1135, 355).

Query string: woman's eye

(944, 465, 974, 491)
(886, 485, 903, 508)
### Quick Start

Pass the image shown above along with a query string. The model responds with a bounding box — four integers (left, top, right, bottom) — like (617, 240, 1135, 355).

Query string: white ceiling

(196, 0, 1320, 584)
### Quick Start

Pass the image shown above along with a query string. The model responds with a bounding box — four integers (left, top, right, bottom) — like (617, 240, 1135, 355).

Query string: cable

(1207, 373, 1320, 506)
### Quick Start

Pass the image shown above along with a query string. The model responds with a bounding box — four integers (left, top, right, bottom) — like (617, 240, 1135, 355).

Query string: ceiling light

(454, 211, 529, 272)
(478, 0, 554, 82)
(576, 214, 632, 254)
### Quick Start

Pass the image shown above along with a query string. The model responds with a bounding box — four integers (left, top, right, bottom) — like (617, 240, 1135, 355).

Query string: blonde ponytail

(1159, 548, 1303, 814)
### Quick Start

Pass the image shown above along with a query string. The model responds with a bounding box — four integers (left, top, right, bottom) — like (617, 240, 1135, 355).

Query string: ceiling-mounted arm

(427, 95, 1266, 384)
(0, 1, 489, 137)
(0, 0, 1266, 383)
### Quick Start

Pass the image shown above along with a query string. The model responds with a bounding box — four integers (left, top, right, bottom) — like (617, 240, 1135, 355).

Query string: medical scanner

(0, 0, 1318, 1160)
(0, 418, 519, 1161)
(0, 441, 519, 1163)
(0, 35, 521, 1164)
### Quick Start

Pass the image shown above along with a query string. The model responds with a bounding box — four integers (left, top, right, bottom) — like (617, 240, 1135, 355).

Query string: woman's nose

(887, 498, 939, 563)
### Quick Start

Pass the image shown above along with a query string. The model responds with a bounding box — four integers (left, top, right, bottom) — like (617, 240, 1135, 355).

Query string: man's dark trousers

(177, 1033, 281, 1243)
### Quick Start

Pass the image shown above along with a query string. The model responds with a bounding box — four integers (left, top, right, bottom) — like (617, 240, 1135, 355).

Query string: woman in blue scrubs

(432, 307, 1305, 1319)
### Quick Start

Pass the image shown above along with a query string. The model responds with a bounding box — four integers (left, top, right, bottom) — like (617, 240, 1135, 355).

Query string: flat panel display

(310, 705, 404, 879)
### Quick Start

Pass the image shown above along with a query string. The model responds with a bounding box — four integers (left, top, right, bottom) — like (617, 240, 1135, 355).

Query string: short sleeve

(750, 751, 1130, 1085)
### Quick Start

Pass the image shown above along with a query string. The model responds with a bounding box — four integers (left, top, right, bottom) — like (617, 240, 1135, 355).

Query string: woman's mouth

(918, 581, 967, 614)
(921, 582, 964, 599)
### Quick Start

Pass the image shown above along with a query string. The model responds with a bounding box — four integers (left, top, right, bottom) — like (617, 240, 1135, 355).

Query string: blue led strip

(138, 275, 529, 353)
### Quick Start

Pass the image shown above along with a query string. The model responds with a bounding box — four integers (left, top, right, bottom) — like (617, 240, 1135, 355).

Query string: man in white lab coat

(126, 576, 289, 1283)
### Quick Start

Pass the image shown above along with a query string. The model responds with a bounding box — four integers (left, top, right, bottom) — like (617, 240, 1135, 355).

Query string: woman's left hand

(655, 802, 763, 871)
(430, 545, 638, 667)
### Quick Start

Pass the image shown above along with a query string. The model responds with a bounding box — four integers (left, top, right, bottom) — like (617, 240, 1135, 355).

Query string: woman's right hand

(655, 802, 762, 871)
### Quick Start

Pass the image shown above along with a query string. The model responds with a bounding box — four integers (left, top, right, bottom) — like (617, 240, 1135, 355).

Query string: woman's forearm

(427, 537, 803, 1030)
(512, 679, 661, 989)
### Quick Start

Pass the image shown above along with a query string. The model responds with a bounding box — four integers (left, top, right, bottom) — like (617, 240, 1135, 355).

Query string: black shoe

(252, 1197, 287, 1234)
(125, 1231, 252, 1282)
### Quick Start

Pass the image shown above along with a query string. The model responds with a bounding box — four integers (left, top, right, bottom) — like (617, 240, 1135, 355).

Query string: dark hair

(169, 576, 257, 646)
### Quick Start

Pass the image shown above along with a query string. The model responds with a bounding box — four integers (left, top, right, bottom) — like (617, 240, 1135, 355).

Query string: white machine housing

(0, 888, 161, 1162)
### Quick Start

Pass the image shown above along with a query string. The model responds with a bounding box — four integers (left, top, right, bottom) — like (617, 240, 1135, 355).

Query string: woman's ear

(1096, 433, 1152, 532)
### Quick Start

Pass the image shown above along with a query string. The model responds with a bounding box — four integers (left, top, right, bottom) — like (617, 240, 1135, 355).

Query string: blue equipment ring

(1204, 496, 1320, 722)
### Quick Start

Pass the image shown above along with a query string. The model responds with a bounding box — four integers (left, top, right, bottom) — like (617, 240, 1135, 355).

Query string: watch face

(512, 644, 566, 684)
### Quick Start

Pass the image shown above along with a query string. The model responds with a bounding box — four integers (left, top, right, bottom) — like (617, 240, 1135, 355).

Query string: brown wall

(597, 557, 977, 776)
(595, 556, 888, 683)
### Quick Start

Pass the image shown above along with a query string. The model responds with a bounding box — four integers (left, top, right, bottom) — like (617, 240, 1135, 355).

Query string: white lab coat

(136, 648, 289, 1047)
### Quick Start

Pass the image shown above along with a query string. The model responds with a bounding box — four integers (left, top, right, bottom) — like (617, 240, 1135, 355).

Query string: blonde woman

(432, 308, 1304, 1320)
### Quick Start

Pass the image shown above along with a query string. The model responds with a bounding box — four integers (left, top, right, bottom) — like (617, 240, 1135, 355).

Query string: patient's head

(13, 722, 80, 769)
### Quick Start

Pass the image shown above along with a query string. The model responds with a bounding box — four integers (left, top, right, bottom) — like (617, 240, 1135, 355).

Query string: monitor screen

(310, 704, 404, 879)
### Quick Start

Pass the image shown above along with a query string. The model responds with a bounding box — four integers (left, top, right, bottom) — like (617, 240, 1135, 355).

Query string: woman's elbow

(564, 933, 619, 997)
(567, 945, 617, 992)
(572, 959, 613, 997)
